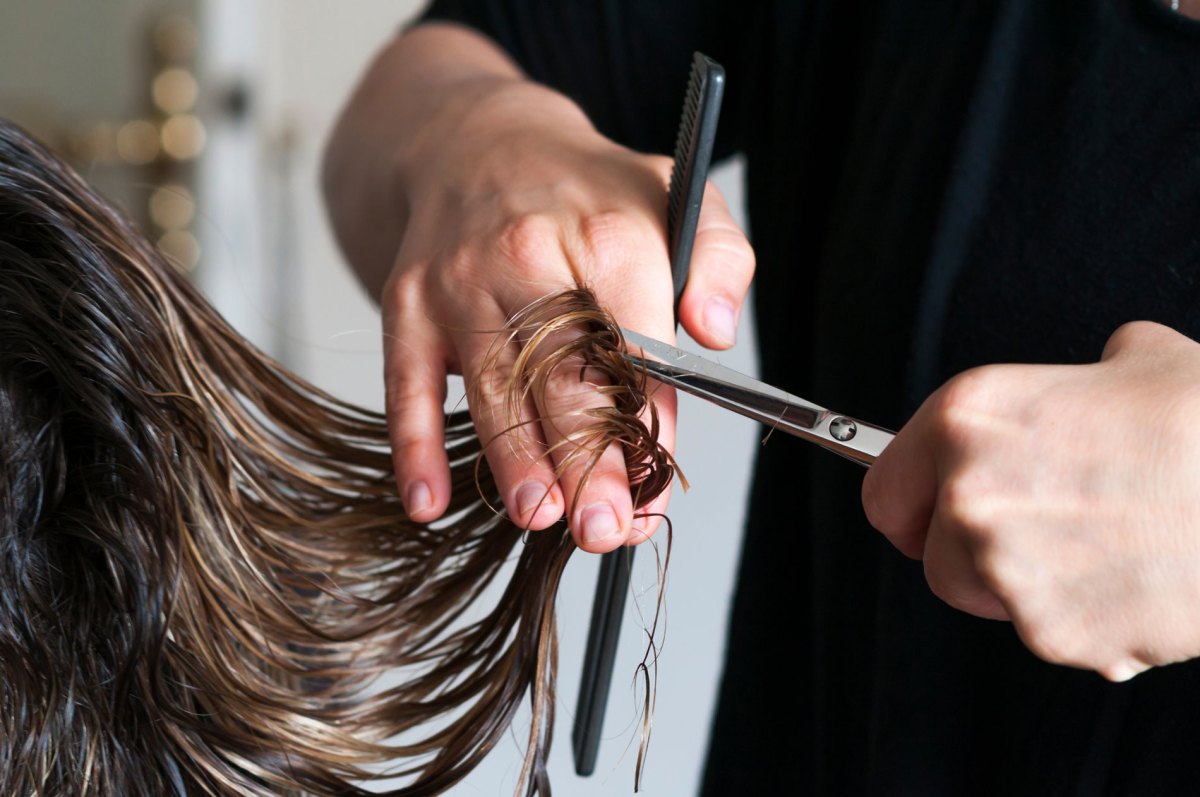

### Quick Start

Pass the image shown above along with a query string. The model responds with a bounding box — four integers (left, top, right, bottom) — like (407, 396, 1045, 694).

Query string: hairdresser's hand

(324, 28, 753, 552)
(862, 322, 1200, 681)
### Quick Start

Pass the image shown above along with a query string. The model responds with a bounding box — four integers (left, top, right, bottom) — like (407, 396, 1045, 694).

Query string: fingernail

(580, 501, 621, 545)
(405, 480, 433, 516)
(516, 481, 552, 519)
(704, 297, 738, 346)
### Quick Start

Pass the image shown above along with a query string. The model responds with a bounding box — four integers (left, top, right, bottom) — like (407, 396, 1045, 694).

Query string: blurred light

(161, 114, 206, 160)
(154, 15, 198, 62)
(158, 229, 201, 273)
(149, 185, 195, 230)
(116, 119, 160, 165)
(152, 68, 198, 114)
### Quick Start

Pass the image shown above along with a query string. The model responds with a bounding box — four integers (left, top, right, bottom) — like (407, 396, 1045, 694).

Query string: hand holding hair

(862, 321, 1200, 682)
(323, 24, 754, 551)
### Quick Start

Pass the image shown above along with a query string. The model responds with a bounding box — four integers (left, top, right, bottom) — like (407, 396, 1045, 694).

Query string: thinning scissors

(620, 328, 895, 465)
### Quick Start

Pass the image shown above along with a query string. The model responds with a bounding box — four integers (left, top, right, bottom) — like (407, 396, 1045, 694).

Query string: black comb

(667, 53, 726, 314)
(572, 52, 725, 778)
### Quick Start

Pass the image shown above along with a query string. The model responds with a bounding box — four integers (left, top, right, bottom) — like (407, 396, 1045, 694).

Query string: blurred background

(0, 2, 759, 794)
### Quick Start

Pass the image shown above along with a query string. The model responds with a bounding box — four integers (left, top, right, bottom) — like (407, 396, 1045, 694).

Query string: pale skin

(323, 20, 1200, 681)
(323, 24, 754, 551)
(863, 322, 1200, 682)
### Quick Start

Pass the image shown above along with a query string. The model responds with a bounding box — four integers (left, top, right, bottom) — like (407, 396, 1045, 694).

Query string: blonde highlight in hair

(0, 120, 675, 795)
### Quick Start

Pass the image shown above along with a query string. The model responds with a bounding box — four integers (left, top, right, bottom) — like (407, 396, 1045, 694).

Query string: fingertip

(571, 494, 635, 553)
(512, 479, 565, 530)
(390, 425, 452, 521)
(398, 452, 452, 522)
(403, 479, 437, 522)
(382, 331, 452, 523)
(679, 190, 754, 349)
(679, 291, 740, 351)
(576, 534, 626, 555)
(578, 500, 624, 550)
(627, 513, 663, 546)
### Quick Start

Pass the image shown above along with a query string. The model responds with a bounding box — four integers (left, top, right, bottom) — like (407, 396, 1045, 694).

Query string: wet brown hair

(0, 119, 676, 796)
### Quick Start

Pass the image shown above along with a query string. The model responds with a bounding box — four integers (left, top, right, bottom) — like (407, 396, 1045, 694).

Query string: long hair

(0, 120, 675, 795)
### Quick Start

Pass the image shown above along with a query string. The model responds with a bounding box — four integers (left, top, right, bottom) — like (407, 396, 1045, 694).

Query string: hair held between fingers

(0, 119, 678, 796)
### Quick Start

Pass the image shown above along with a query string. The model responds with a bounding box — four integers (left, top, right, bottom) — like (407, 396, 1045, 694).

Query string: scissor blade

(620, 328, 829, 431)
(621, 329, 895, 468)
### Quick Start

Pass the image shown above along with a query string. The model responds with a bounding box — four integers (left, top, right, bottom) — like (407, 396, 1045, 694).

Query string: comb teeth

(663, 52, 724, 311)
(666, 60, 706, 240)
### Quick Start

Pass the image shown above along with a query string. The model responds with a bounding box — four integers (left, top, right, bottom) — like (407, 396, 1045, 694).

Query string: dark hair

(0, 119, 675, 795)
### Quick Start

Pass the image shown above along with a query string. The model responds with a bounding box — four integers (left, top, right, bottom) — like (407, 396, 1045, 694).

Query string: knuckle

(381, 267, 425, 319)
(938, 367, 993, 414)
(496, 213, 559, 267)
(384, 373, 432, 421)
(937, 476, 990, 542)
(541, 357, 598, 403)
(1110, 319, 1157, 347)
(971, 546, 1009, 594)
(388, 429, 429, 464)
(579, 210, 640, 263)
(1102, 320, 1167, 359)
(695, 225, 755, 282)
(972, 547, 1026, 607)
(383, 397, 435, 463)
(1019, 618, 1080, 667)
(432, 252, 494, 305)
(928, 368, 995, 445)
(708, 236, 756, 286)
(469, 362, 515, 410)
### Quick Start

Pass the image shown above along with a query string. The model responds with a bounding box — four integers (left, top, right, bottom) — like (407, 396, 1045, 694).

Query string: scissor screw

(829, 417, 857, 442)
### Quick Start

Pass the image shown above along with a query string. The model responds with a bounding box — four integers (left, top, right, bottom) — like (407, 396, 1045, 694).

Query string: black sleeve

(418, 0, 744, 158)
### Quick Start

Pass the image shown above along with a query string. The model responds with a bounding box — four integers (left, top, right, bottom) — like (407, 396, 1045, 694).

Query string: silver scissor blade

(621, 328, 819, 406)
(620, 328, 830, 430)
(627, 355, 825, 433)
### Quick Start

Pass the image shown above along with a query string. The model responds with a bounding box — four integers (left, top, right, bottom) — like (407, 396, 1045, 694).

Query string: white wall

(0, 0, 184, 132)
(0, 0, 198, 222)
(205, 3, 761, 794)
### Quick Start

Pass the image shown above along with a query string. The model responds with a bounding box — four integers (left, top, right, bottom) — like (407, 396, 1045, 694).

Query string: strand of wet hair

(0, 118, 681, 796)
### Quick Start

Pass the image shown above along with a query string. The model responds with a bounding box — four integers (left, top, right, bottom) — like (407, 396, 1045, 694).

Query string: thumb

(675, 181, 755, 350)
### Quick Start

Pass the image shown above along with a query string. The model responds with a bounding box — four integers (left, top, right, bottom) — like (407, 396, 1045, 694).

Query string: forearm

(322, 23, 590, 300)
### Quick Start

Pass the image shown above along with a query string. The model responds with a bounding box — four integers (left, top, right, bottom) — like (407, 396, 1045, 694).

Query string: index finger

(861, 404, 938, 559)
